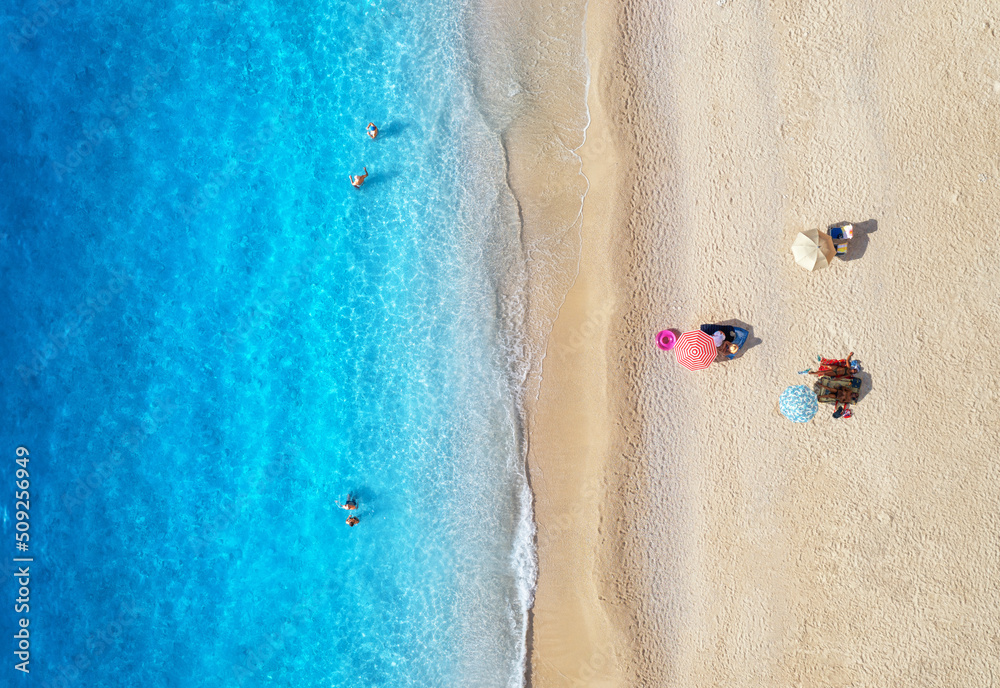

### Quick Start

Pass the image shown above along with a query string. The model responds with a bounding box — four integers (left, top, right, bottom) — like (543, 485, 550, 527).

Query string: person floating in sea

(350, 167, 368, 188)
(346, 516, 360, 527)
(336, 495, 358, 510)
(366, 122, 378, 139)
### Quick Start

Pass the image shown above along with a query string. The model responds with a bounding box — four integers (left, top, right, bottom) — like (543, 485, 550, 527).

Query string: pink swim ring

(656, 329, 677, 351)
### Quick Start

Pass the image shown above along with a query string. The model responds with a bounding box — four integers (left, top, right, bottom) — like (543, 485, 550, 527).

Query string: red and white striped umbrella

(674, 330, 717, 370)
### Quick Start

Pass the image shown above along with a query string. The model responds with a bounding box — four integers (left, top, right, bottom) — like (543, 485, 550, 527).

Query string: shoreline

(526, 0, 626, 683)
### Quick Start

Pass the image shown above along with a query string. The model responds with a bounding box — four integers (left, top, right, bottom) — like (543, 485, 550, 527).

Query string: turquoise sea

(0, 0, 589, 684)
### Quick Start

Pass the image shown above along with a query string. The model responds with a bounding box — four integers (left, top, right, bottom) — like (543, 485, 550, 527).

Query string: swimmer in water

(350, 166, 368, 188)
(367, 122, 378, 139)
(336, 495, 358, 510)
(346, 516, 360, 527)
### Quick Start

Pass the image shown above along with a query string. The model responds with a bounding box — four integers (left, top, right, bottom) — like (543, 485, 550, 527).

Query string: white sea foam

(456, 0, 591, 684)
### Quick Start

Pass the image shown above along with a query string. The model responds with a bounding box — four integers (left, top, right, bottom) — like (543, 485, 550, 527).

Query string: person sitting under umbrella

(829, 223, 853, 257)
(700, 324, 748, 360)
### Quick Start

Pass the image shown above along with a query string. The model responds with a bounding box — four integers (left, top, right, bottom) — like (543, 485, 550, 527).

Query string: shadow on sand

(855, 366, 873, 403)
(717, 319, 762, 360)
(830, 218, 878, 261)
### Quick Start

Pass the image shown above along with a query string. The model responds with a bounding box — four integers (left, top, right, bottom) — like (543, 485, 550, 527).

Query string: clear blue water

(1, 1, 540, 685)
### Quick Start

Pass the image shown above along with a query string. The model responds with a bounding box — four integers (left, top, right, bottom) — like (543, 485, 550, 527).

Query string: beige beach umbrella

(791, 229, 836, 271)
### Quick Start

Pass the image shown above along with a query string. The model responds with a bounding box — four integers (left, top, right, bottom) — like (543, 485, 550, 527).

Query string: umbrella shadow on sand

(832, 218, 878, 261)
(717, 319, 762, 360)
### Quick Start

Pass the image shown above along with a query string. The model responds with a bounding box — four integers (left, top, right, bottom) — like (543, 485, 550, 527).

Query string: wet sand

(526, 0, 622, 683)
(529, 0, 1000, 685)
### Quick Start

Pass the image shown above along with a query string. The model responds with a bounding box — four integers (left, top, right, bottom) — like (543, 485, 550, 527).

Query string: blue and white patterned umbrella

(779, 385, 818, 423)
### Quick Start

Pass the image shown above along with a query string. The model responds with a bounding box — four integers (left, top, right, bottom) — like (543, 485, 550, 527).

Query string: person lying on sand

(814, 381, 858, 405)
(815, 382, 857, 420)
(810, 352, 854, 378)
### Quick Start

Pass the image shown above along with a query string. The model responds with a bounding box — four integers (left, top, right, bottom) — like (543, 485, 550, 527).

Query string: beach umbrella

(673, 330, 717, 371)
(791, 229, 836, 271)
(779, 385, 818, 423)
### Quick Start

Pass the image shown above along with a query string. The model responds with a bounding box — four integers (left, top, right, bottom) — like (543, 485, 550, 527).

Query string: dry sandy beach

(528, 0, 1000, 685)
